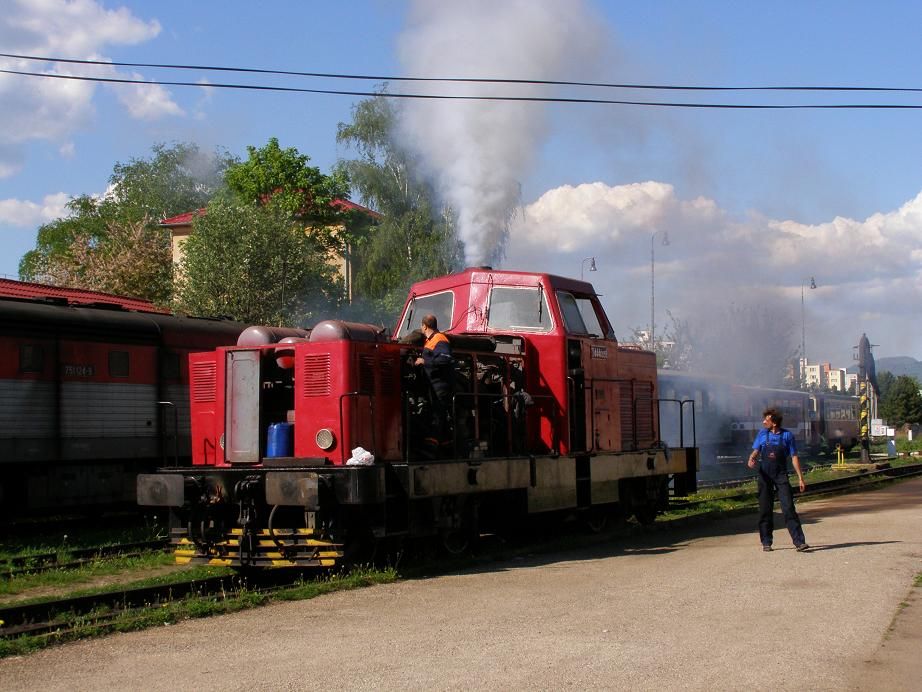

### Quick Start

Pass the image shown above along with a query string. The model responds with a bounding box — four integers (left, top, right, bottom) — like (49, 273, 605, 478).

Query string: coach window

(19, 344, 45, 373)
(109, 350, 130, 377)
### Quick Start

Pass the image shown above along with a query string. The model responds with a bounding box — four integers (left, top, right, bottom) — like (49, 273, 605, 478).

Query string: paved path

(3, 478, 921, 691)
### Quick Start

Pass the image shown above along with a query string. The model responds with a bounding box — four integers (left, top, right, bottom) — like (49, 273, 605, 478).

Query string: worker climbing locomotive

(138, 267, 699, 567)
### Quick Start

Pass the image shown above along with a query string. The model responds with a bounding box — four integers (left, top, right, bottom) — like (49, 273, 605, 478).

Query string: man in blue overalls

(747, 407, 810, 552)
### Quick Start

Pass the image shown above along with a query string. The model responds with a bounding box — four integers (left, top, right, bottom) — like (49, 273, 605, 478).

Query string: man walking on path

(747, 407, 810, 552)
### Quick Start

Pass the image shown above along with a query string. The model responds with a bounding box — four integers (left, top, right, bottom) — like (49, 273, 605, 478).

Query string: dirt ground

(2, 478, 921, 691)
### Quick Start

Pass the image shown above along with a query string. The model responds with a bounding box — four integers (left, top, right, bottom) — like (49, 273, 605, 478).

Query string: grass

(0, 565, 397, 659)
(0, 557, 225, 603)
(871, 438, 922, 454)
(0, 516, 166, 563)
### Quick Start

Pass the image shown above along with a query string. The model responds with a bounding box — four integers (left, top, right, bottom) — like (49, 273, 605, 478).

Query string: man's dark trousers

(757, 465, 806, 547)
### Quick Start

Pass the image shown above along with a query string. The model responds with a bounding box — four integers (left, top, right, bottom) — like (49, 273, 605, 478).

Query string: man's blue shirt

(752, 428, 797, 457)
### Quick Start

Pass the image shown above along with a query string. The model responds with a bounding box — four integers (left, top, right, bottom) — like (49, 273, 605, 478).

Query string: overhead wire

(2, 52, 922, 109)
(3, 51, 922, 93)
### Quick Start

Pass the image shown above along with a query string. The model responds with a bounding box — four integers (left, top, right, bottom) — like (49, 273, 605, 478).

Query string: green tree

(224, 137, 349, 220)
(109, 142, 232, 221)
(336, 96, 462, 321)
(876, 370, 896, 401)
(19, 195, 107, 285)
(174, 200, 339, 325)
(878, 373, 922, 427)
(176, 139, 353, 324)
(19, 142, 230, 304)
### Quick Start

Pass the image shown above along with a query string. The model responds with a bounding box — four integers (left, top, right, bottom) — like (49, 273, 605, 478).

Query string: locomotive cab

(138, 268, 698, 568)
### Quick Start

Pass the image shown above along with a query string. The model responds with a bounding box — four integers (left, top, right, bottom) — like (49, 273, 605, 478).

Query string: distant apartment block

(826, 367, 847, 392)
(801, 360, 854, 392)
(804, 363, 822, 388)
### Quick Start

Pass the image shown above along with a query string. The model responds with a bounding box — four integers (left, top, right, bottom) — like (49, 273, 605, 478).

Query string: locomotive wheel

(633, 504, 657, 526)
(439, 528, 471, 556)
(583, 509, 609, 534)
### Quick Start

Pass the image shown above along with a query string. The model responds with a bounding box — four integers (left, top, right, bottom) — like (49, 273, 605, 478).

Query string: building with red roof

(161, 198, 380, 301)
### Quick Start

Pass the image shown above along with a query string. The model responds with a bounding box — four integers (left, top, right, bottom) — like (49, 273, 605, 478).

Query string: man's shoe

(795, 543, 810, 552)
(762, 545, 773, 552)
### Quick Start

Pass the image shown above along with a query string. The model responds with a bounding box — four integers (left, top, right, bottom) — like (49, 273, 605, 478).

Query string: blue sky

(1, 1, 920, 368)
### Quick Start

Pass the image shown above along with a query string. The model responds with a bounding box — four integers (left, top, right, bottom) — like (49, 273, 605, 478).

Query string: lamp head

(589, 257, 597, 272)
(809, 277, 817, 289)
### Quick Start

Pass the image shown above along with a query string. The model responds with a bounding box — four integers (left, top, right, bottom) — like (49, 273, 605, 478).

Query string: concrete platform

(2, 477, 921, 691)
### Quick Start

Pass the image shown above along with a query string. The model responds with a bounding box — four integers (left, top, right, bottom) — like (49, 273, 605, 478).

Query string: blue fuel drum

(266, 422, 293, 457)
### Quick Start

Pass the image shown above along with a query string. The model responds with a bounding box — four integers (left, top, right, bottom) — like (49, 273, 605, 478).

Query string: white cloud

(0, 192, 70, 226)
(505, 181, 922, 362)
(115, 72, 185, 120)
(0, 1, 180, 174)
(4, 0, 160, 55)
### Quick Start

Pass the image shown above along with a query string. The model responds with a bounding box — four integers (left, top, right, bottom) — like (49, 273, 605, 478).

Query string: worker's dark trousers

(757, 466, 806, 547)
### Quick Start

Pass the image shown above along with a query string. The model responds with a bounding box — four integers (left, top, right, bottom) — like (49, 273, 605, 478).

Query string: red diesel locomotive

(0, 279, 247, 514)
(138, 268, 699, 568)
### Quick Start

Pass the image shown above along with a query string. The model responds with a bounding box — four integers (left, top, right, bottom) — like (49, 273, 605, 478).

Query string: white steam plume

(396, 0, 607, 266)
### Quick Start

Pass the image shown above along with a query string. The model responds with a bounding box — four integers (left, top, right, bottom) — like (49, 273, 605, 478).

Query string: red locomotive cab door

(225, 350, 261, 463)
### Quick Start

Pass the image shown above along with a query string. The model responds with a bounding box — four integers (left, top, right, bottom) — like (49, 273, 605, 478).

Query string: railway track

(0, 540, 169, 580)
(0, 572, 300, 640)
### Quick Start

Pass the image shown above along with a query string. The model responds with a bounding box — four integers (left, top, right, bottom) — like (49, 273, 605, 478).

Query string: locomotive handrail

(449, 389, 559, 460)
(402, 345, 563, 462)
(401, 387, 559, 462)
(655, 398, 697, 448)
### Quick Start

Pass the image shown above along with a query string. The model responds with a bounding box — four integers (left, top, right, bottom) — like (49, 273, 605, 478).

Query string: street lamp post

(801, 276, 817, 389)
(650, 231, 669, 350)
(581, 256, 597, 281)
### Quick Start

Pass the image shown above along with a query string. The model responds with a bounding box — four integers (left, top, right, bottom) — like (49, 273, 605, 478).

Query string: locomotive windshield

(397, 290, 454, 338)
(487, 286, 552, 332)
(556, 291, 612, 338)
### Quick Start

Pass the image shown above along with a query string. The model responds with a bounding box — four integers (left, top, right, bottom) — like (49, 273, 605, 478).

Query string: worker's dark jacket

(421, 332, 454, 397)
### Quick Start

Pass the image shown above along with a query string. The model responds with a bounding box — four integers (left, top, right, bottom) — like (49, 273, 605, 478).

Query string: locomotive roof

(0, 277, 169, 313)
(397, 267, 607, 339)
(407, 267, 597, 298)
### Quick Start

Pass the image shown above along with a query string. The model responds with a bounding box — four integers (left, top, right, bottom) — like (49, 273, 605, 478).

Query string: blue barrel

(266, 422, 293, 457)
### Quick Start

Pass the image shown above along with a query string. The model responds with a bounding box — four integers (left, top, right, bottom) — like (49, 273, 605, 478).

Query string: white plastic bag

(346, 446, 375, 465)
